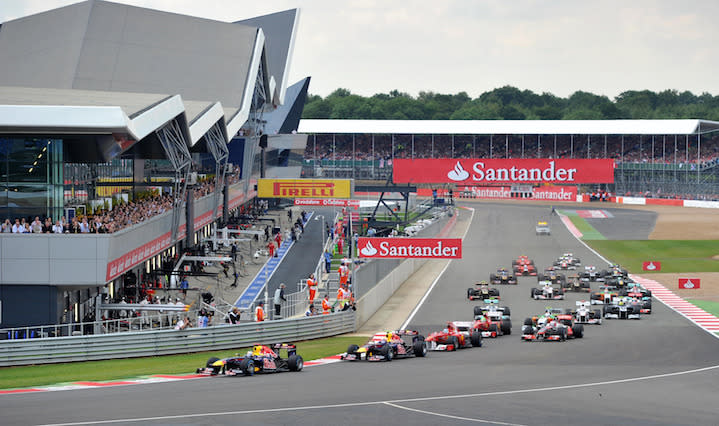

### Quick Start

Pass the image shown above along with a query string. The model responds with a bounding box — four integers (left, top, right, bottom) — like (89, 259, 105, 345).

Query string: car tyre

(523, 317, 533, 326)
(470, 331, 482, 347)
(473, 306, 484, 317)
(500, 320, 512, 335)
(239, 359, 255, 376)
(572, 324, 584, 338)
(413, 340, 427, 357)
(449, 336, 459, 351)
(288, 354, 304, 371)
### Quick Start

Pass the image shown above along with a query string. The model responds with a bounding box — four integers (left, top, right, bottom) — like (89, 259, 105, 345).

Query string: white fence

(0, 311, 355, 367)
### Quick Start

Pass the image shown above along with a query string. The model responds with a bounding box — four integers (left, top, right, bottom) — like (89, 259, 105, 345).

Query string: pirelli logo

(258, 179, 352, 199)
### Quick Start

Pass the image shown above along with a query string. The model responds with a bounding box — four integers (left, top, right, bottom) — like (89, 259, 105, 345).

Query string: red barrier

(645, 198, 683, 206)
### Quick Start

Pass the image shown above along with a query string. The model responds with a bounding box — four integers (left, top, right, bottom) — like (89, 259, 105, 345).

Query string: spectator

(274, 283, 286, 317)
(322, 294, 332, 315)
(307, 273, 318, 304)
(305, 304, 316, 316)
(175, 316, 192, 330)
(229, 307, 240, 324)
(1, 219, 11, 233)
(79, 217, 90, 233)
(180, 276, 189, 298)
(324, 250, 332, 274)
(12, 218, 22, 233)
(30, 216, 43, 233)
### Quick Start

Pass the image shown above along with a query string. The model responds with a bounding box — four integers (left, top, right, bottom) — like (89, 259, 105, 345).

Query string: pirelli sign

(258, 178, 352, 199)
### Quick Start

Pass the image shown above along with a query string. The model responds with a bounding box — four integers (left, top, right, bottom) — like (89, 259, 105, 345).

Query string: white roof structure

(298, 119, 719, 135)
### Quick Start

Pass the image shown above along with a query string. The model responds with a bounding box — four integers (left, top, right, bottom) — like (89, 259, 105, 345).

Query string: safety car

(535, 221, 551, 235)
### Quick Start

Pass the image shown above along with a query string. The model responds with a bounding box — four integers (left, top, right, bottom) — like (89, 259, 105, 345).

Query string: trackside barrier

(0, 311, 355, 367)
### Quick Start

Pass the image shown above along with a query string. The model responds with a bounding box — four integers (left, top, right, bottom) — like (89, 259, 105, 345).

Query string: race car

(536, 221, 551, 235)
(512, 256, 537, 276)
(196, 343, 304, 376)
(467, 281, 501, 301)
(604, 276, 633, 290)
(603, 297, 642, 319)
(566, 301, 602, 324)
(521, 309, 584, 341)
(621, 284, 652, 313)
(562, 274, 591, 293)
(472, 302, 512, 337)
(590, 286, 619, 305)
(425, 321, 483, 350)
(579, 266, 604, 283)
(489, 269, 517, 285)
(553, 255, 580, 270)
(341, 330, 427, 361)
(531, 281, 565, 300)
(600, 264, 629, 279)
(537, 268, 566, 285)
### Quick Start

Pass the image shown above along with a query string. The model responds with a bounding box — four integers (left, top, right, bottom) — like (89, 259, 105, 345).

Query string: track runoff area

(3, 164, 719, 426)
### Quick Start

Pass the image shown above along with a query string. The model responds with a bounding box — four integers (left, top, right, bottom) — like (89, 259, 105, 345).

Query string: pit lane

(2, 202, 718, 426)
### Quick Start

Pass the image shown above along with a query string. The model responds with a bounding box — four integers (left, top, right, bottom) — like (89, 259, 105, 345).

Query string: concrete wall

(354, 209, 456, 327)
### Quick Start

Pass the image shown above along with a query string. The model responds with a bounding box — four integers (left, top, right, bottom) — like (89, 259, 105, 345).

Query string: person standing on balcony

(274, 283, 286, 318)
(307, 273, 318, 303)
(255, 301, 265, 322)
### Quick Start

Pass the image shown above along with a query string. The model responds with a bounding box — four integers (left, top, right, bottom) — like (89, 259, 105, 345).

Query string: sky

(2, 0, 719, 100)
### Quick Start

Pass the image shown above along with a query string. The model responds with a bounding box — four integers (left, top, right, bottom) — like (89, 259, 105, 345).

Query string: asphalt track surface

(3, 202, 719, 426)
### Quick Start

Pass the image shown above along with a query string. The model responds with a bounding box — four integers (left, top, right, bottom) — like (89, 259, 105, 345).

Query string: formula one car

(600, 264, 629, 279)
(579, 266, 604, 283)
(566, 301, 602, 324)
(531, 281, 565, 300)
(472, 302, 512, 337)
(521, 309, 584, 341)
(341, 330, 427, 361)
(562, 274, 591, 293)
(553, 254, 580, 270)
(489, 269, 518, 285)
(621, 284, 652, 313)
(537, 268, 566, 285)
(590, 286, 619, 305)
(425, 321, 483, 350)
(467, 281, 501, 301)
(535, 221, 551, 235)
(197, 343, 304, 376)
(603, 297, 642, 319)
(512, 256, 538, 276)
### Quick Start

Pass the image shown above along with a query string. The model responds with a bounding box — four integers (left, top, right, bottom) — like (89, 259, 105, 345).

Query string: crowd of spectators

(1, 168, 242, 235)
(304, 134, 719, 165)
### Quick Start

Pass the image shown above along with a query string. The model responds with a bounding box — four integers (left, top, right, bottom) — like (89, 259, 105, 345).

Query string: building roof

(298, 119, 719, 135)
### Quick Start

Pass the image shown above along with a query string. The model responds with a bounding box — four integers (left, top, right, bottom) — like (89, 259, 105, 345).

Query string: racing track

(2, 202, 719, 426)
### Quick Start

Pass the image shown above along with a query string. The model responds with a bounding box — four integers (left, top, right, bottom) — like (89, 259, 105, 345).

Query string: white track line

(382, 402, 527, 426)
(38, 363, 719, 426)
(400, 207, 475, 330)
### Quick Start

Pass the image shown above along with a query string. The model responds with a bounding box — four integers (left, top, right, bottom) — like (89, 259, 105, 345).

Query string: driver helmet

(443, 328, 449, 334)
(538, 317, 547, 326)
(252, 345, 263, 356)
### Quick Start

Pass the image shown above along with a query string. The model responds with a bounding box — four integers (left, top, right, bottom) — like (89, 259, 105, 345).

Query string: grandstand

(298, 119, 719, 199)
(0, 1, 306, 329)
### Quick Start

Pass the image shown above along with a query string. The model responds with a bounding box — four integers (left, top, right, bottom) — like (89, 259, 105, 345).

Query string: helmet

(252, 345, 263, 356)
(386, 332, 393, 341)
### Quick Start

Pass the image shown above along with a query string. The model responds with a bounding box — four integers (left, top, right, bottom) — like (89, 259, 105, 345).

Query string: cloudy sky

(2, 0, 718, 99)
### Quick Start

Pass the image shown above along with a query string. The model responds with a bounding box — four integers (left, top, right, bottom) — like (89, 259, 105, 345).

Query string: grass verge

(560, 210, 606, 240)
(586, 240, 719, 273)
(687, 299, 719, 317)
(0, 335, 361, 390)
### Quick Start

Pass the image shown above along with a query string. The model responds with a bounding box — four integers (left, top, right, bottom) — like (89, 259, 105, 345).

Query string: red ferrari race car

(512, 256, 537, 276)
(196, 343, 304, 376)
(341, 330, 427, 361)
(425, 321, 483, 351)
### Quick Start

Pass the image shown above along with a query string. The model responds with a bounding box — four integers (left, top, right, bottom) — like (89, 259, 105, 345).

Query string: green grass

(687, 299, 719, 317)
(586, 240, 719, 273)
(0, 336, 361, 390)
(560, 210, 606, 240)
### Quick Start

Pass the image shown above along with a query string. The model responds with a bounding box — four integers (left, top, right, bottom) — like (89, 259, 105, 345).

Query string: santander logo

(360, 241, 378, 256)
(684, 280, 695, 288)
(447, 161, 470, 181)
(646, 262, 656, 270)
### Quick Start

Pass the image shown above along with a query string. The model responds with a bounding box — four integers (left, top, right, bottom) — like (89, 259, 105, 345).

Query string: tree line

(302, 86, 719, 121)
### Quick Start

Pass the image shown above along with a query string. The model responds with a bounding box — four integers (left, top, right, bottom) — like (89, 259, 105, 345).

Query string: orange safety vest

(339, 265, 349, 284)
(322, 298, 331, 314)
(255, 306, 265, 322)
(307, 278, 317, 289)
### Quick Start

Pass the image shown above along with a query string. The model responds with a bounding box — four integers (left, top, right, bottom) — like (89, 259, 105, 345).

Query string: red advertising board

(357, 238, 462, 259)
(294, 199, 360, 207)
(453, 185, 577, 201)
(678, 278, 701, 289)
(393, 159, 615, 184)
(642, 261, 662, 271)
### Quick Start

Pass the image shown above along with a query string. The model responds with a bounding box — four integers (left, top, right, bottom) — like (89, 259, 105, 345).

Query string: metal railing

(0, 311, 199, 340)
(0, 311, 356, 366)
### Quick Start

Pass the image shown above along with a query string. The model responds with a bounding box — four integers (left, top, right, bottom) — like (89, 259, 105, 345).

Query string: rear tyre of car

(572, 324, 584, 338)
(413, 340, 427, 357)
(239, 359, 255, 376)
(501, 320, 512, 335)
(473, 306, 483, 317)
(471, 331, 482, 347)
(593, 309, 602, 320)
(531, 288, 538, 298)
(449, 336, 459, 351)
(501, 306, 511, 317)
(523, 317, 533, 326)
(560, 328, 567, 341)
(489, 273, 497, 282)
(288, 354, 304, 371)
(467, 288, 474, 299)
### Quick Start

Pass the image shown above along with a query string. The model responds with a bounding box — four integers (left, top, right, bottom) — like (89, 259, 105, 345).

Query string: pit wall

(354, 211, 457, 327)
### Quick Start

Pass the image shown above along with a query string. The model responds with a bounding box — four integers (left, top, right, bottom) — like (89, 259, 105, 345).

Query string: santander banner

(642, 261, 662, 271)
(393, 159, 615, 184)
(458, 185, 577, 201)
(357, 238, 462, 259)
(678, 278, 701, 289)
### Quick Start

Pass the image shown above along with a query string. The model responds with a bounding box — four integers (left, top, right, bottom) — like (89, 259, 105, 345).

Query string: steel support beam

(155, 119, 192, 244)
(204, 122, 229, 222)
